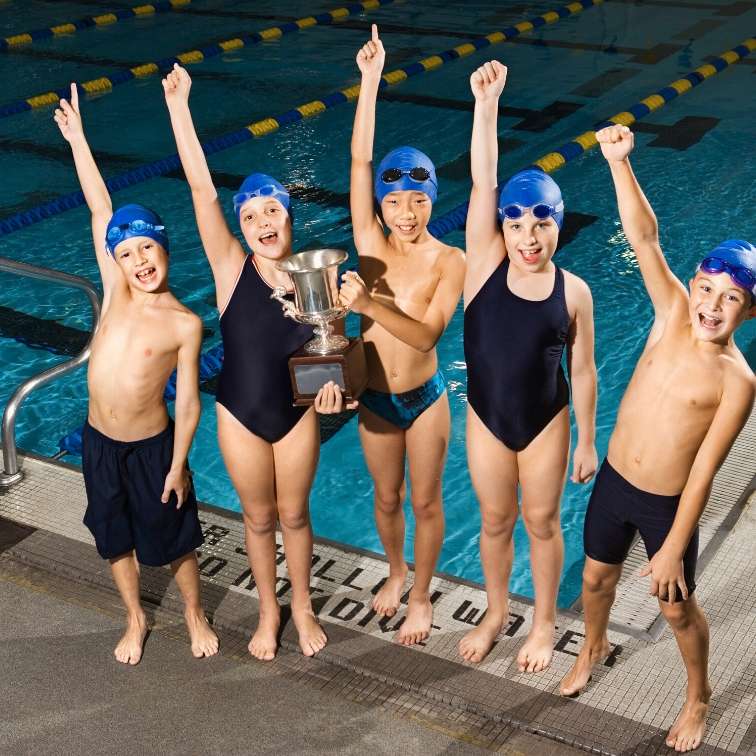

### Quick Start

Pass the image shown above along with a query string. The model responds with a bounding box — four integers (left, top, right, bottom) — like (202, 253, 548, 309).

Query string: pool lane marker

(426, 37, 756, 240)
(0, 0, 604, 236)
(0, 0, 398, 118)
(1, 0, 192, 52)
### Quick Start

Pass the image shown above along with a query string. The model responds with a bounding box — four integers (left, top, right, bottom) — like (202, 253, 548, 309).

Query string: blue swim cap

(374, 146, 438, 204)
(498, 168, 564, 229)
(105, 204, 168, 257)
(233, 173, 291, 221)
(699, 239, 756, 300)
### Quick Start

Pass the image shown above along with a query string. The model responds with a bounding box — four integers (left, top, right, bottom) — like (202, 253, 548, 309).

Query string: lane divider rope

(427, 37, 756, 240)
(1, 0, 192, 52)
(0, 0, 397, 118)
(0, 0, 603, 235)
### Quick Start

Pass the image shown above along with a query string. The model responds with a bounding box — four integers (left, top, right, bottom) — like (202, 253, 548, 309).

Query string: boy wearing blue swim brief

(55, 85, 218, 665)
(341, 25, 465, 645)
(560, 125, 755, 753)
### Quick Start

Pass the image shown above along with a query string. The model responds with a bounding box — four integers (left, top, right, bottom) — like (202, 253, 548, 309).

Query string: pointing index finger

(371, 23, 379, 43)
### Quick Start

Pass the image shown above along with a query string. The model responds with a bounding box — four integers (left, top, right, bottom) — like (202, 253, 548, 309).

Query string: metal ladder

(0, 256, 100, 488)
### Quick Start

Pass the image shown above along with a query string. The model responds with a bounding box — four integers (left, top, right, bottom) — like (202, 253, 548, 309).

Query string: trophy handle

(270, 287, 298, 321)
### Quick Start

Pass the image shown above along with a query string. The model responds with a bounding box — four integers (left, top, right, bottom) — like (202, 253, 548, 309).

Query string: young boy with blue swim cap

(560, 124, 755, 753)
(340, 25, 466, 645)
(54, 84, 218, 665)
(460, 61, 598, 672)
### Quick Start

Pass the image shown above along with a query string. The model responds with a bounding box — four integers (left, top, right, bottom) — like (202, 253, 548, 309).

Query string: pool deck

(0, 409, 754, 755)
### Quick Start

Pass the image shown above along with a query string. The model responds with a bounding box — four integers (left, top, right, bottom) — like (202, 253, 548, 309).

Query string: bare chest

(361, 254, 440, 313)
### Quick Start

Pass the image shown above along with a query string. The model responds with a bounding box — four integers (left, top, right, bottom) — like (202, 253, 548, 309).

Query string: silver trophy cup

(271, 248, 350, 355)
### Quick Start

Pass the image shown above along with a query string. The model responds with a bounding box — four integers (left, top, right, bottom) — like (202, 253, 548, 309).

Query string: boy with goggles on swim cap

(460, 61, 598, 673)
(561, 124, 755, 753)
(340, 25, 465, 646)
(54, 84, 218, 665)
(164, 64, 344, 662)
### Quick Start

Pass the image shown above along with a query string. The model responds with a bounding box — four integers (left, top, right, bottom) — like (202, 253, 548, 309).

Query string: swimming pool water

(1, 0, 754, 606)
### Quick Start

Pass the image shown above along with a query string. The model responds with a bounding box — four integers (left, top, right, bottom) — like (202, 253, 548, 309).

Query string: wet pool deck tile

(0, 409, 753, 755)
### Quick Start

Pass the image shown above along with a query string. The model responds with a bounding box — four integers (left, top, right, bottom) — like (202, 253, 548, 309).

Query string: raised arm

(54, 84, 121, 299)
(350, 24, 387, 254)
(339, 249, 465, 352)
(163, 65, 244, 291)
(465, 61, 508, 282)
(161, 313, 203, 509)
(640, 370, 755, 602)
(597, 125, 687, 318)
(566, 276, 598, 484)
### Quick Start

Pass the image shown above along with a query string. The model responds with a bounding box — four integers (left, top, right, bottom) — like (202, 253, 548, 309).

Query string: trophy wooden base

(288, 337, 368, 406)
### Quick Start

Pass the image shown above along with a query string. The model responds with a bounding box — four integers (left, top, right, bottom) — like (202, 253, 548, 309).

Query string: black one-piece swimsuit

(464, 257, 570, 451)
(216, 257, 314, 443)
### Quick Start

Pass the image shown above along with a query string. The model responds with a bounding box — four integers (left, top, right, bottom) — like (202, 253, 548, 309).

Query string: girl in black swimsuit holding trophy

(164, 63, 348, 662)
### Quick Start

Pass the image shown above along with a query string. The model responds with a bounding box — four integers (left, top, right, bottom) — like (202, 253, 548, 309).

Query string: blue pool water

(0, 0, 754, 606)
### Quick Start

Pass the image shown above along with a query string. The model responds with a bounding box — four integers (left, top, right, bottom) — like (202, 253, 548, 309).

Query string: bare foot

(665, 696, 710, 752)
(372, 567, 408, 617)
(458, 611, 507, 663)
(292, 605, 327, 657)
(517, 621, 555, 673)
(184, 608, 219, 658)
(559, 640, 610, 696)
(248, 605, 280, 661)
(395, 593, 432, 645)
(114, 612, 148, 666)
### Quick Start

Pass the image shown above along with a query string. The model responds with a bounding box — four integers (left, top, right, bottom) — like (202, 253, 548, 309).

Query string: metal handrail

(0, 256, 101, 488)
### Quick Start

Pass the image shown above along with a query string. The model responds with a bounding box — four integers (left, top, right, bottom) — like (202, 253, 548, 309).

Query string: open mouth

(136, 267, 156, 283)
(698, 313, 722, 329)
(259, 231, 278, 245)
(519, 247, 542, 264)
(396, 223, 416, 234)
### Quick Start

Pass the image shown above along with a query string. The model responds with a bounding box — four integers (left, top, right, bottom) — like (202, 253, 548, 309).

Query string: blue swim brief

(82, 419, 204, 567)
(360, 370, 446, 430)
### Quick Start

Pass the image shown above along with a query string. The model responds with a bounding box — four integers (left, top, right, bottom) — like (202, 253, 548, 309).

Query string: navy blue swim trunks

(82, 420, 204, 567)
(360, 370, 446, 430)
(584, 459, 698, 599)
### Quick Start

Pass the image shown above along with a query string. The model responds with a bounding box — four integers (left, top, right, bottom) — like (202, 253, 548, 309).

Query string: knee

(480, 510, 517, 539)
(244, 509, 277, 537)
(522, 510, 559, 541)
(278, 506, 310, 532)
(582, 566, 617, 595)
(374, 485, 405, 516)
(660, 600, 695, 630)
(411, 493, 442, 521)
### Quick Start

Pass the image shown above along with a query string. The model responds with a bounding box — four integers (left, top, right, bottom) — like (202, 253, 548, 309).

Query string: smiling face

(380, 190, 432, 241)
(112, 236, 168, 292)
(501, 211, 560, 273)
(238, 196, 292, 259)
(688, 270, 755, 343)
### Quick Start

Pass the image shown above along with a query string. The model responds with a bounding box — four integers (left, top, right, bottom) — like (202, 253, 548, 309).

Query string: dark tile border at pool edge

(2, 526, 737, 756)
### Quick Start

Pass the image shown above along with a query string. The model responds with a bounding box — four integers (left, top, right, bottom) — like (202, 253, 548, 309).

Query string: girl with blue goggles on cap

(340, 24, 466, 647)
(163, 63, 347, 663)
(460, 60, 598, 674)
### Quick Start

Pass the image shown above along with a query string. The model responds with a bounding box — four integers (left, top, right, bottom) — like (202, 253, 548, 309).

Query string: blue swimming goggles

(699, 256, 756, 298)
(499, 201, 565, 223)
(233, 184, 290, 217)
(105, 219, 166, 252)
